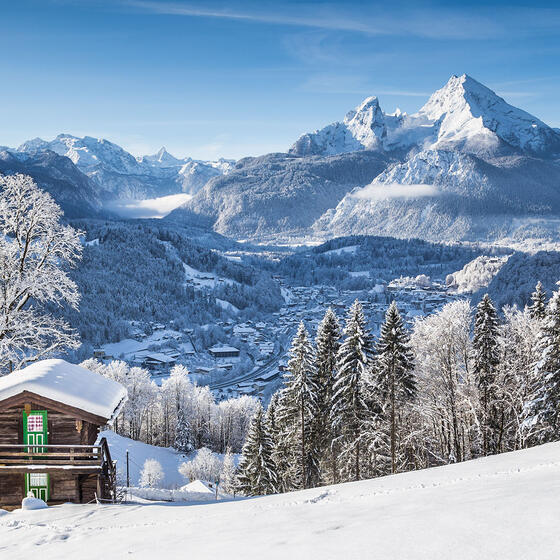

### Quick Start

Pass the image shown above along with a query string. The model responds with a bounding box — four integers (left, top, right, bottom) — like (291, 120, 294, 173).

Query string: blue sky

(1, 0, 559, 160)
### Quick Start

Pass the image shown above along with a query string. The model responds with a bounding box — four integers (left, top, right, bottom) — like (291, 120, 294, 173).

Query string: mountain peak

(419, 74, 560, 154)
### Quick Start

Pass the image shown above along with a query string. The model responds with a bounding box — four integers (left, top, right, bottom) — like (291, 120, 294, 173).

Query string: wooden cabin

(0, 359, 127, 508)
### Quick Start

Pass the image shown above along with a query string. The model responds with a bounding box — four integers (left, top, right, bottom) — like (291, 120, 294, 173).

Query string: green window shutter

(23, 410, 49, 501)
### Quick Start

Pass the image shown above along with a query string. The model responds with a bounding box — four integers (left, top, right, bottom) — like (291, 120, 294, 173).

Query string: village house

(208, 345, 241, 359)
(0, 359, 127, 508)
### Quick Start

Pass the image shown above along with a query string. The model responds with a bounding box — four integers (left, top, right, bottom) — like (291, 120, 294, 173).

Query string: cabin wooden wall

(50, 473, 79, 502)
(0, 400, 105, 506)
(0, 474, 24, 505)
(0, 409, 21, 445)
(0, 473, 103, 506)
(0, 402, 100, 445)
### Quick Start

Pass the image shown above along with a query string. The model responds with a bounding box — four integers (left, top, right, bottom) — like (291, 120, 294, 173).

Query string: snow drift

(1, 441, 559, 559)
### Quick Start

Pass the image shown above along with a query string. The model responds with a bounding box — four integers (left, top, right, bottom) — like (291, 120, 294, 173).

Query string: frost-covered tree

(278, 322, 319, 489)
(497, 306, 541, 451)
(528, 281, 547, 320)
(179, 447, 222, 484)
(374, 301, 416, 474)
(0, 173, 83, 373)
(526, 287, 560, 443)
(314, 308, 341, 484)
(140, 459, 164, 488)
(412, 301, 474, 464)
(473, 294, 500, 455)
(236, 403, 277, 496)
(331, 300, 370, 481)
(220, 448, 237, 495)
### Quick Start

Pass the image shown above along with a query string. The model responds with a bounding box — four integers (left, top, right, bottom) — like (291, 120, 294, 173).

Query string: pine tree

(269, 389, 300, 492)
(529, 281, 547, 320)
(374, 301, 416, 474)
(527, 287, 560, 443)
(236, 404, 278, 496)
(174, 407, 194, 453)
(331, 300, 370, 482)
(278, 322, 320, 489)
(314, 308, 341, 484)
(473, 294, 500, 455)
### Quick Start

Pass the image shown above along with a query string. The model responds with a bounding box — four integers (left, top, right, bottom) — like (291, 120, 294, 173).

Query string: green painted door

(23, 410, 49, 501)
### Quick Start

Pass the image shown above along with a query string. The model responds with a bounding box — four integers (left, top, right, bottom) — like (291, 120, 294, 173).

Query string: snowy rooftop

(209, 345, 240, 352)
(0, 359, 127, 423)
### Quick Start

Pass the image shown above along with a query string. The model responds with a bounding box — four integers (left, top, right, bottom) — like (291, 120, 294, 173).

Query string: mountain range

(1, 135, 234, 205)
(2, 74, 560, 243)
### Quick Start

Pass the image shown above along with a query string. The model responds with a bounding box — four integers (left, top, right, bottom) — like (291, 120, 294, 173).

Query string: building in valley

(0, 359, 127, 508)
(208, 345, 240, 359)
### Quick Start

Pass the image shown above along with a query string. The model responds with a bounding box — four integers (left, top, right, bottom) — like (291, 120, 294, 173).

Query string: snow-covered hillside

(101, 431, 189, 488)
(1, 442, 559, 559)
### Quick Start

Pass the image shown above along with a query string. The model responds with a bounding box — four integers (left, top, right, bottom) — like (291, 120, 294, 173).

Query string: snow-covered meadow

(1, 442, 559, 559)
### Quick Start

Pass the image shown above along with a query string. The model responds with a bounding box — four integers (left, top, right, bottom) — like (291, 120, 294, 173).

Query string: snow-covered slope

(314, 149, 560, 242)
(1, 442, 559, 559)
(169, 151, 392, 238)
(290, 74, 560, 157)
(100, 430, 188, 489)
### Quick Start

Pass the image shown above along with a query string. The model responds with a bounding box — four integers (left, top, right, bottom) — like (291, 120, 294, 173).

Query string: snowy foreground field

(1, 443, 559, 560)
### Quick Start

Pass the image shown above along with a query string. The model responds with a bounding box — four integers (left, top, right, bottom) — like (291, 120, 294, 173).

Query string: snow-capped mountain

(290, 74, 560, 157)
(170, 74, 560, 243)
(15, 134, 234, 200)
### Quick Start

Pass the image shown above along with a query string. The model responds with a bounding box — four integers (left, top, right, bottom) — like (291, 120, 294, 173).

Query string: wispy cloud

(125, 1, 502, 40)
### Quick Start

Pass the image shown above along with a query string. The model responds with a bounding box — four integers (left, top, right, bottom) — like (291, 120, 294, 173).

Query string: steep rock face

(290, 74, 560, 158)
(168, 151, 392, 237)
(0, 150, 105, 218)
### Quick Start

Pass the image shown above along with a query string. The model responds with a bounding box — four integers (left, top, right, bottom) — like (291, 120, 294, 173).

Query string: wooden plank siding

(0, 400, 111, 507)
(0, 402, 100, 446)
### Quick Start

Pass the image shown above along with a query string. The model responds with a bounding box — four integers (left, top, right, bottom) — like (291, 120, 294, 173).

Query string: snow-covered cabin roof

(0, 359, 127, 425)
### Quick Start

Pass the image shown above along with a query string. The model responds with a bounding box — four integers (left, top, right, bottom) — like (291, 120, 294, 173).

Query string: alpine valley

(2, 74, 560, 365)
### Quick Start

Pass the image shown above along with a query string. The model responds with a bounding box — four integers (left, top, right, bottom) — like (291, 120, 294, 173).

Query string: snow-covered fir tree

(175, 407, 195, 453)
(374, 301, 416, 474)
(314, 308, 341, 484)
(331, 300, 371, 482)
(265, 391, 298, 492)
(473, 294, 500, 455)
(278, 322, 320, 489)
(236, 403, 278, 496)
(528, 281, 547, 320)
(526, 286, 560, 443)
